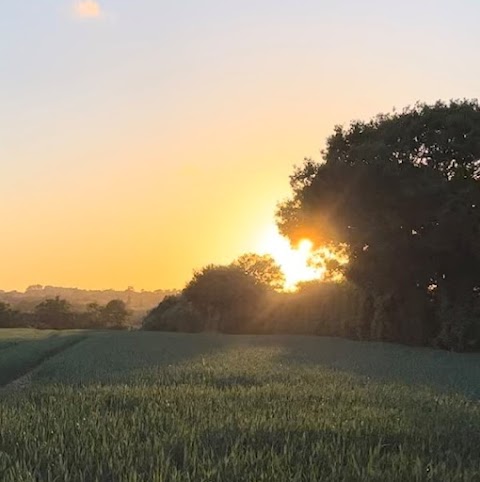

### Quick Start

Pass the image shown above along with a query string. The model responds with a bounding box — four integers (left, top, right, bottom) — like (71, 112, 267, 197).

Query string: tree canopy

(277, 100, 480, 349)
(232, 253, 285, 291)
(34, 296, 73, 329)
(0, 302, 17, 328)
(183, 265, 267, 333)
(102, 299, 130, 329)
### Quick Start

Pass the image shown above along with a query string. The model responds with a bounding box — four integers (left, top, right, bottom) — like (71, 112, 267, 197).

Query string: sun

(256, 225, 324, 290)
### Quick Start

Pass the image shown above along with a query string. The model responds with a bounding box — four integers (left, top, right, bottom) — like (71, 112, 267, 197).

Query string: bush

(33, 297, 73, 329)
(0, 302, 18, 328)
(143, 295, 202, 332)
(183, 265, 268, 333)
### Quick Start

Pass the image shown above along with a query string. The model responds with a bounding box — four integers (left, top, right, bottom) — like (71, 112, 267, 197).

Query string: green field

(0, 330, 479, 481)
(0, 330, 86, 387)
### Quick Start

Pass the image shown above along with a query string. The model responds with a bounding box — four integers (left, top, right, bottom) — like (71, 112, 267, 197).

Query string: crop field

(0, 330, 479, 481)
(0, 330, 86, 387)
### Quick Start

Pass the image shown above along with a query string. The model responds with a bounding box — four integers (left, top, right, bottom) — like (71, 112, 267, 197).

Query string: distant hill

(0, 285, 177, 313)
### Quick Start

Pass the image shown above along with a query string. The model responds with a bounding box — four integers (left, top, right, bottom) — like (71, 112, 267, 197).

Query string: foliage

(101, 299, 130, 329)
(33, 297, 73, 330)
(81, 302, 105, 328)
(269, 281, 365, 337)
(142, 295, 202, 332)
(0, 298, 132, 331)
(0, 330, 479, 481)
(0, 302, 18, 328)
(277, 100, 480, 350)
(145, 277, 375, 341)
(183, 265, 268, 333)
(232, 253, 285, 290)
(0, 286, 174, 312)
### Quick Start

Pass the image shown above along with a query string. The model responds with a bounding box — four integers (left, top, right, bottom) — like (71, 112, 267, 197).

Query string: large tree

(277, 100, 480, 349)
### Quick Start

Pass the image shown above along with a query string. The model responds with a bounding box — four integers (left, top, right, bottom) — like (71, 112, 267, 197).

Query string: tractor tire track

(0, 335, 88, 393)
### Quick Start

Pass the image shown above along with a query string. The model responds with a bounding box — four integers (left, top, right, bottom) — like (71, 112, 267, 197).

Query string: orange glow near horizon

(2, 1, 477, 292)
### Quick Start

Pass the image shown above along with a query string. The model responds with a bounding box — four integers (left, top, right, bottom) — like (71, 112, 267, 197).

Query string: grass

(0, 330, 479, 481)
(0, 330, 87, 387)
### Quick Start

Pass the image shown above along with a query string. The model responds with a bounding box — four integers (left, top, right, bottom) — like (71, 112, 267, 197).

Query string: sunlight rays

(256, 225, 324, 290)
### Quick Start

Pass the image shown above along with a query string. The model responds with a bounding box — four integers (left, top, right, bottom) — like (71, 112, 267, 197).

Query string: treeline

(142, 256, 366, 337)
(0, 297, 131, 330)
(144, 251, 480, 352)
(144, 100, 480, 352)
(0, 285, 175, 312)
(143, 270, 364, 338)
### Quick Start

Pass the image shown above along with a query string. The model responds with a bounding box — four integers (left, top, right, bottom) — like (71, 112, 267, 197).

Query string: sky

(1, 0, 479, 291)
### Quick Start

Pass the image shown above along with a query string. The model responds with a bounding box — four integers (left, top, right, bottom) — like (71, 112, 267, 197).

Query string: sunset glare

(1, 1, 479, 292)
(1, 3, 479, 479)
(257, 226, 323, 290)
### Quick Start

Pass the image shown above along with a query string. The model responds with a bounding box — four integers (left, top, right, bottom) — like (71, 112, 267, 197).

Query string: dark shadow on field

(23, 331, 480, 399)
(273, 335, 480, 400)
(30, 331, 238, 386)
(0, 332, 87, 386)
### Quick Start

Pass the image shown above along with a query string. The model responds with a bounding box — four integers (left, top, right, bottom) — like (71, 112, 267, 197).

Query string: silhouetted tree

(0, 302, 18, 328)
(143, 295, 202, 332)
(102, 299, 130, 329)
(232, 253, 285, 290)
(34, 297, 73, 329)
(277, 100, 480, 349)
(82, 302, 103, 328)
(183, 265, 267, 332)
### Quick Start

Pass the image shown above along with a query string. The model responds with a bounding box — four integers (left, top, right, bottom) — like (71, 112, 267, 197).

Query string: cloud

(73, 0, 102, 19)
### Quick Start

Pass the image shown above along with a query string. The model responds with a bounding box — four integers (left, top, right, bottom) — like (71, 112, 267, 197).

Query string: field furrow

(0, 331, 89, 387)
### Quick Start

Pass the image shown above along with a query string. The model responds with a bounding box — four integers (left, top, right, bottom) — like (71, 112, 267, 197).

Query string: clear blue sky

(1, 0, 479, 291)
